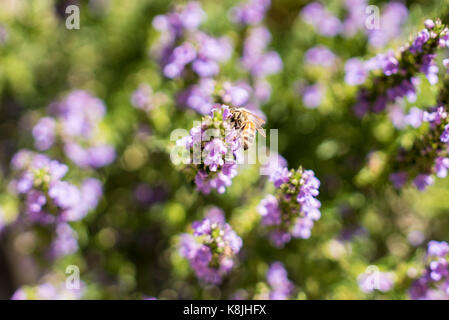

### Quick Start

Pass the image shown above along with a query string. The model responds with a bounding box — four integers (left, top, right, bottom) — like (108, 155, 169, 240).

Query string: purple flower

(203, 139, 227, 172)
(49, 181, 81, 209)
(420, 54, 439, 85)
(388, 104, 406, 129)
(80, 178, 103, 210)
(64, 143, 116, 168)
(435, 157, 449, 178)
(209, 164, 239, 194)
(26, 190, 50, 223)
(255, 51, 283, 77)
(54, 90, 106, 138)
(424, 19, 435, 29)
(389, 171, 408, 189)
(254, 79, 271, 103)
(11, 150, 34, 170)
(11, 289, 27, 300)
(178, 79, 215, 114)
(424, 106, 447, 126)
(443, 59, 449, 73)
(367, 2, 408, 48)
(300, 2, 341, 37)
(291, 217, 314, 239)
(410, 240, 449, 299)
(268, 231, 291, 248)
(230, 0, 271, 25)
(15, 171, 34, 194)
(259, 167, 321, 246)
(410, 29, 430, 53)
(257, 194, 281, 226)
(192, 59, 219, 78)
(344, 58, 367, 86)
(381, 52, 399, 76)
(429, 259, 448, 281)
(12, 280, 84, 300)
(269, 167, 290, 188)
(358, 268, 394, 293)
(196, 34, 232, 62)
(260, 151, 287, 176)
(62, 178, 103, 222)
(49, 223, 78, 258)
(87, 145, 116, 168)
(305, 45, 336, 67)
(178, 2, 206, 30)
(428, 241, 449, 258)
(173, 42, 197, 65)
(441, 124, 449, 143)
(302, 84, 324, 109)
(341, 0, 367, 37)
(32, 117, 56, 150)
(241, 26, 282, 77)
(152, 2, 205, 34)
(221, 82, 250, 107)
(353, 98, 369, 118)
(405, 107, 424, 128)
(131, 84, 153, 110)
(413, 174, 434, 191)
(267, 262, 293, 300)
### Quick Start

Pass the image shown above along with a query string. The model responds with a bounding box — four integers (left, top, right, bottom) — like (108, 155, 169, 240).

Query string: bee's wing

(248, 112, 265, 126)
(246, 111, 266, 137)
(256, 127, 266, 137)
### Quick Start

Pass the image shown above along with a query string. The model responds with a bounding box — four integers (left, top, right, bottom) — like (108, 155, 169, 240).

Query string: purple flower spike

(180, 209, 242, 285)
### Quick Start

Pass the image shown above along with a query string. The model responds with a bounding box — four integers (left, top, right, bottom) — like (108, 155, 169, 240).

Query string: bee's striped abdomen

(242, 121, 256, 150)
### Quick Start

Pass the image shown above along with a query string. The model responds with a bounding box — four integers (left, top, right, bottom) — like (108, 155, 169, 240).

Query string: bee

(229, 107, 266, 150)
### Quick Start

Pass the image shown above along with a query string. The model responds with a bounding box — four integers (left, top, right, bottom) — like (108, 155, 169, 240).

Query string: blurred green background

(0, 0, 448, 300)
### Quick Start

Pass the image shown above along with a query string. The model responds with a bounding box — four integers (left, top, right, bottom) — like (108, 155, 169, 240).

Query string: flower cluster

(179, 208, 242, 284)
(32, 90, 116, 168)
(48, 222, 79, 258)
(301, 1, 408, 45)
(300, 45, 337, 109)
(366, 2, 408, 48)
(171, 1, 279, 115)
(241, 26, 282, 87)
(229, 0, 271, 26)
(152, 2, 232, 79)
(357, 268, 395, 293)
(178, 79, 266, 116)
(300, 2, 342, 37)
(266, 262, 294, 300)
(409, 241, 449, 299)
(349, 20, 449, 117)
(176, 105, 242, 194)
(257, 166, 321, 247)
(233, 0, 281, 109)
(9, 150, 102, 224)
(8, 150, 102, 260)
(12, 277, 84, 300)
(389, 105, 449, 191)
